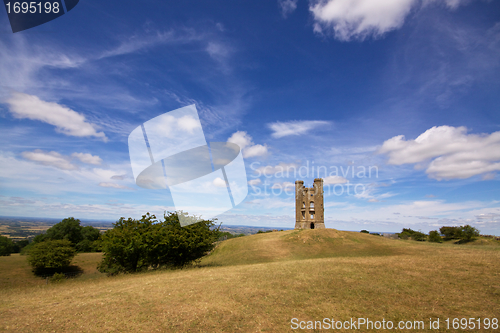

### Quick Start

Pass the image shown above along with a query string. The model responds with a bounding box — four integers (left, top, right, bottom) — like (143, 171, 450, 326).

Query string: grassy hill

(201, 229, 402, 266)
(1, 229, 499, 332)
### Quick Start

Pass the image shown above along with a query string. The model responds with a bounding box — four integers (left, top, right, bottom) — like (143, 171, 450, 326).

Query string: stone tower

(295, 178, 325, 229)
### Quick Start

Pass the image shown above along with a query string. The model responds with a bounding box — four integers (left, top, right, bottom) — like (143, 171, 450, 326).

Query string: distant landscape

(0, 216, 294, 241)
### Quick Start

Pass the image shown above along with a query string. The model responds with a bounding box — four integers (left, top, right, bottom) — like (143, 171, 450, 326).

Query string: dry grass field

(1, 229, 499, 332)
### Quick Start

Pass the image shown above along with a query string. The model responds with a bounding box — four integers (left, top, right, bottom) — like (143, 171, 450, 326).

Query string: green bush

(397, 228, 427, 241)
(360, 230, 370, 234)
(428, 230, 443, 243)
(440, 225, 480, 243)
(97, 212, 220, 275)
(50, 272, 66, 283)
(27, 240, 76, 271)
(412, 231, 427, 241)
(0, 235, 14, 256)
(460, 225, 480, 242)
(30, 217, 102, 252)
(439, 226, 462, 240)
(12, 239, 30, 253)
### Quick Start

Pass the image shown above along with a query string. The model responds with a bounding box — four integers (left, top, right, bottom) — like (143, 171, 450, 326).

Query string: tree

(440, 225, 480, 243)
(27, 240, 76, 272)
(428, 230, 443, 243)
(76, 226, 102, 252)
(397, 228, 427, 241)
(98, 212, 220, 275)
(412, 231, 427, 241)
(97, 214, 154, 275)
(439, 226, 461, 240)
(12, 239, 30, 253)
(360, 230, 370, 234)
(45, 217, 84, 245)
(29, 217, 102, 252)
(460, 225, 480, 242)
(0, 235, 14, 256)
(146, 212, 220, 269)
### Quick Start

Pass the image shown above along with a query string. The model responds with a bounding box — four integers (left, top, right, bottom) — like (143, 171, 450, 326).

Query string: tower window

(310, 213, 314, 219)
(310, 202, 314, 208)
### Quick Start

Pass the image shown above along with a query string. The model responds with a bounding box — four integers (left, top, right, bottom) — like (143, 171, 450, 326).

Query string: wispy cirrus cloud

(98, 182, 135, 190)
(268, 120, 331, 138)
(279, 0, 299, 17)
(21, 150, 78, 171)
(21, 150, 105, 170)
(71, 153, 103, 165)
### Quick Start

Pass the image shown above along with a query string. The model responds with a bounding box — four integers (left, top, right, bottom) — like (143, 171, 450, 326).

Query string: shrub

(360, 230, 370, 234)
(397, 228, 427, 241)
(412, 231, 428, 241)
(439, 226, 462, 240)
(440, 225, 480, 243)
(27, 240, 76, 271)
(98, 212, 220, 275)
(30, 217, 102, 252)
(0, 235, 14, 256)
(50, 272, 66, 283)
(12, 239, 30, 253)
(428, 230, 443, 243)
(460, 225, 480, 242)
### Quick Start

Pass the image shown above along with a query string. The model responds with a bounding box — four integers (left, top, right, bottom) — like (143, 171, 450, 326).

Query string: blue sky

(1, 0, 499, 234)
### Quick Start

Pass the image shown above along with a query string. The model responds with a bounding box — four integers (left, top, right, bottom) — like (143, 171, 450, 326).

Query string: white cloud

(424, 0, 472, 10)
(213, 177, 227, 188)
(227, 131, 269, 158)
(279, 0, 298, 17)
(177, 115, 202, 133)
(353, 184, 396, 202)
(98, 182, 135, 190)
(228, 131, 252, 150)
(22, 150, 78, 171)
(310, 0, 417, 40)
(309, 0, 476, 41)
(324, 175, 348, 184)
(268, 120, 330, 138)
(71, 153, 102, 165)
(245, 197, 294, 209)
(244, 144, 268, 158)
(248, 179, 262, 186)
(206, 42, 231, 59)
(378, 126, 500, 180)
(6, 92, 107, 141)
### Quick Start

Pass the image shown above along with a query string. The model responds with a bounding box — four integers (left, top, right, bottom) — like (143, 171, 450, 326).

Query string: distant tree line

(396, 225, 480, 243)
(1, 217, 101, 258)
(217, 231, 245, 240)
